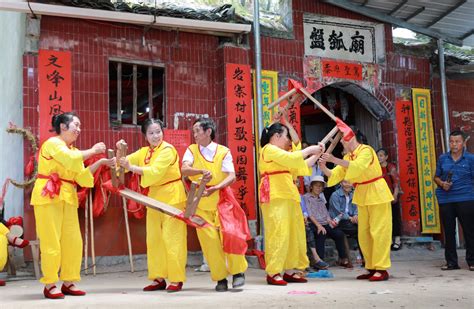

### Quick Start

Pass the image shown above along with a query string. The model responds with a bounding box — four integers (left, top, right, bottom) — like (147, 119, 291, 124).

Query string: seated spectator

(304, 176, 351, 268)
(300, 195, 329, 270)
(329, 180, 363, 265)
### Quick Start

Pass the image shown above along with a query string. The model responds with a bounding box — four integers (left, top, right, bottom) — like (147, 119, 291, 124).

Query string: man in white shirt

(181, 118, 249, 292)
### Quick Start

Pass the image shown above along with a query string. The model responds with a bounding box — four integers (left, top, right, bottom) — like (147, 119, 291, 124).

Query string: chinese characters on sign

(412, 89, 441, 234)
(303, 13, 385, 63)
(255, 70, 279, 129)
(321, 60, 363, 81)
(39, 50, 72, 144)
(395, 100, 421, 232)
(226, 64, 256, 220)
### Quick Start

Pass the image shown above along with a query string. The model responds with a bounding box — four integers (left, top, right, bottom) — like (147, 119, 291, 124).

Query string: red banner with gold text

(38, 50, 72, 144)
(226, 63, 256, 220)
(395, 99, 421, 234)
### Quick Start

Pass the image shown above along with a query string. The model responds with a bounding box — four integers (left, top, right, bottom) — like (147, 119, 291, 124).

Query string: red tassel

(25, 155, 35, 177)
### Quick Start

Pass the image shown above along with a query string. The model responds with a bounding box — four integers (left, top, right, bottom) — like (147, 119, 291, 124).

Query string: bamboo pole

(122, 197, 134, 273)
(84, 191, 89, 275)
(88, 191, 96, 276)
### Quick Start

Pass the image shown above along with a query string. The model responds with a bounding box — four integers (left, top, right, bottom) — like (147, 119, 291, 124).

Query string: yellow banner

(412, 88, 440, 233)
(253, 70, 279, 132)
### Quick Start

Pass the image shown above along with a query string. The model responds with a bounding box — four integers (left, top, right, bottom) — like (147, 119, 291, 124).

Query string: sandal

(469, 265, 474, 271)
(313, 260, 329, 270)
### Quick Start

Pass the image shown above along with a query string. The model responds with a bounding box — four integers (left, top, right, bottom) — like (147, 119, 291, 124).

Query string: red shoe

(0, 280, 5, 286)
(61, 284, 86, 296)
(43, 286, 65, 299)
(9, 237, 29, 249)
(143, 279, 166, 291)
(266, 274, 287, 286)
(369, 270, 389, 282)
(166, 282, 183, 293)
(356, 269, 375, 280)
(283, 273, 308, 283)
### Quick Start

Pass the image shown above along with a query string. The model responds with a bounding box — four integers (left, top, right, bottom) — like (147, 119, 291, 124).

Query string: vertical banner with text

(226, 63, 256, 220)
(39, 50, 72, 144)
(395, 100, 421, 234)
(412, 89, 440, 234)
(163, 130, 191, 165)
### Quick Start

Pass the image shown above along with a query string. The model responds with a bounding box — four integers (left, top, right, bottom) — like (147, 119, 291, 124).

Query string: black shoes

(232, 273, 245, 288)
(441, 264, 460, 270)
(215, 278, 228, 292)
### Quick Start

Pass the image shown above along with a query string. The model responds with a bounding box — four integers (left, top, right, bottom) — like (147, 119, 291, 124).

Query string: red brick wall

(23, 1, 472, 255)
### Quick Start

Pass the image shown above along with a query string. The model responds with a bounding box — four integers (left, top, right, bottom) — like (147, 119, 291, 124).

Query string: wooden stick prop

(184, 180, 206, 219)
(298, 87, 338, 121)
(117, 141, 128, 184)
(122, 196, 134, 273)
(267, 88, 298, 110)
(186, 182, 197, 209)
(325, 132, 343, 155)
(84, 192, 89, 275)
(88, 191, 96, 276)
(107, 149, 118, 187)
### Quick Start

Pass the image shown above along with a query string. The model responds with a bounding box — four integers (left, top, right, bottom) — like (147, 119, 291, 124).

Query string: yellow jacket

(127, 141, 186, 209)
(327, 144, 393, 206)
(0, 223, 8, 236)
(187, 143, 229, 211)
(31, 136, 93, 207)
(258, 144, 311, 203)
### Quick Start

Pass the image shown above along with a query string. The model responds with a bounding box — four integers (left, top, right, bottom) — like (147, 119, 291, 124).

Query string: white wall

(0, 11, 26, 219)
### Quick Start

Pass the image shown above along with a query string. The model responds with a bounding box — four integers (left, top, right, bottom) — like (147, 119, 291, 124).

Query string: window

(109, 60, 165, 126)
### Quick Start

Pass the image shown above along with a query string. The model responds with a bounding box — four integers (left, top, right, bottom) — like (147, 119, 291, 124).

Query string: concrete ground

(1, 247, 473, 308)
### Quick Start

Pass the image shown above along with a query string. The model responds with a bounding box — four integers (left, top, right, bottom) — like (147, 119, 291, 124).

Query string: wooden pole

(88, 191, 96, 276)
(84, 191, 89, 275)
(184, 181, 206, 218)
(122, 197, 134, 273)
(440, 128, 446, 153)
(108, 149, 118, 187)
(267, 88, 298, 109)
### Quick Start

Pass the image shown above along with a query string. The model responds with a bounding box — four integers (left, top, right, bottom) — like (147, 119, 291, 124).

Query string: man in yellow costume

(320, 125, 393, 281)
(182, 117, 250, 292)
(117, 118, 187, 292)
(31, 112, 114, 299)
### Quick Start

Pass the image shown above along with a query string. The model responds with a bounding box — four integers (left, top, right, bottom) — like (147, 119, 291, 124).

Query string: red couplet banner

(395, 99, 421, 233)
(321, 60, 363, 81)
(38, 50, 72, 144)
(225, 63, 256, 220)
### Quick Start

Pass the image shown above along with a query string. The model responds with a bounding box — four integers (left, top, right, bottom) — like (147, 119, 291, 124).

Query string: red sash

(353, 176, 383, 188)
(38, 173, 77, 199)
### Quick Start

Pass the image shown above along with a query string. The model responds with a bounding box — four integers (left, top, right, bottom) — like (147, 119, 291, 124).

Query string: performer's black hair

(349, 125, 368, 144)
(51, 112, 78, 134)
(193, 117, 216, 140)
(260, 123, 290, 148)
(141, 118, 164, 135)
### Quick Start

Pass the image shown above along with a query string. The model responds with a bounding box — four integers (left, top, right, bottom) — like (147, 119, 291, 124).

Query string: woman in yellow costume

(319, 127, 393, 281)
(118, 118, 187, 292)
(31, 112, 115, 299)
(259, 122, 324, 285)
(0, 222, 29, 286)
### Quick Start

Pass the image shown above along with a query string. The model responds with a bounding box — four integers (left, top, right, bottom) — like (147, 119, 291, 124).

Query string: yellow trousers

(146, 204, 187, 283)
(34, 202, 82, 284)
(261, 199, 309, 275)
(358, 202, 392, 270)
(0, 223, 9, 271)
(195, 208, 248, 281)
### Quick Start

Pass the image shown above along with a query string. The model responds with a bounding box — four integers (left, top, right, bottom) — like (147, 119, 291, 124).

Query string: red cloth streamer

(288, 79, 304, 94)
(259, 175, 271, 203)
(217, 187, 251, 255)
(78, 154, 112, 217)
(175, 212, 211, 228)
(336, 117, 355, 141)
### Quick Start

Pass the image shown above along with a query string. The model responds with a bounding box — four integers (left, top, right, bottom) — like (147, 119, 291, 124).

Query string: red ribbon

(5, 216, 23, 228)
(217, 187, 251, 255)
(336, 117, 355, 142)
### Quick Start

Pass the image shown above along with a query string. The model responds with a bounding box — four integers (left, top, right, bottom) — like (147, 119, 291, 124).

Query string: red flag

(336, 117, 355, 141)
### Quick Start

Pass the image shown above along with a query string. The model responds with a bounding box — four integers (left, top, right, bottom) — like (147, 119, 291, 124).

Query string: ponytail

(51, 112, 78, 134)
(260, 122, 289, 147)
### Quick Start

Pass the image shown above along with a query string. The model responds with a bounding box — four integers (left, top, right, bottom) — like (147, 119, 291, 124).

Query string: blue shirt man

(434, 130, 474, 271)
